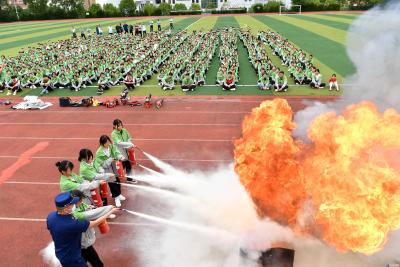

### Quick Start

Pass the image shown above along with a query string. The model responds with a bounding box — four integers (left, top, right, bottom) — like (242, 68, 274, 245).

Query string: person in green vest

(161, 71, 174, 90)
(95, 135, 126, 208)
(274, 71, 289, 92)
(71, 190, 115, 267)
(78, 148, 115, 207)
(111, 119, 136, 183)
(56, 160, 105, 205)
(181, 72, 196, 92)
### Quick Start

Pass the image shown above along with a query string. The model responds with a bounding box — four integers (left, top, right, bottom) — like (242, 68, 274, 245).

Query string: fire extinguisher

(128, 148, 137, 165)
(91, 188, 103, 207)
(100, 182, 109, 199)
(116, 160, 126, 182)
(98, 221, 110, 234)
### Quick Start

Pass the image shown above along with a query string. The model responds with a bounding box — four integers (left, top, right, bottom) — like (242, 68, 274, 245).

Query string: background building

(84, 0, 97, 10)
(7, 0, 27, 9)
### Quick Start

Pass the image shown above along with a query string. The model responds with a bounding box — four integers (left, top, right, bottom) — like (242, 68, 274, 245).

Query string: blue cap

(55, 192, 80, 208)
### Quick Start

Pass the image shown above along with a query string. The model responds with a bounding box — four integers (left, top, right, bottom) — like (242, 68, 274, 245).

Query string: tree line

(0, 0, 387, 22)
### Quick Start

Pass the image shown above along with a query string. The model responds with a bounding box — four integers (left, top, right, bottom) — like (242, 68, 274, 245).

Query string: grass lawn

(0, 13, 361, 97)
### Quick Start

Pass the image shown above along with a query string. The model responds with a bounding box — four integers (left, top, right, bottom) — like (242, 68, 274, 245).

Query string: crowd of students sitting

(216, 28, 239, 91)
(157, 31, 218, 91)
(258, 30, 339, 91)
(0, 25, 340, 96)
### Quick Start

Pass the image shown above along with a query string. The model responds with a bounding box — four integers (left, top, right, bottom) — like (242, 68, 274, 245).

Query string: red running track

(0, 96, 336, 267)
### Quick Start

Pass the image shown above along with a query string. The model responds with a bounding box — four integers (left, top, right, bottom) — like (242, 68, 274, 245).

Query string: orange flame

(234, 99, 400, 254)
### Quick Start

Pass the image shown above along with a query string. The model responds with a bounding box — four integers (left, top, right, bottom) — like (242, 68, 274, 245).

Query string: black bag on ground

(59, 97, 71, 107)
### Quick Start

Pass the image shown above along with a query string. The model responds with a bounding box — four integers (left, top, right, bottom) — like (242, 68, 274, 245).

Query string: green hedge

(170, 10, 202, 15)
(210, 8, 247, 14)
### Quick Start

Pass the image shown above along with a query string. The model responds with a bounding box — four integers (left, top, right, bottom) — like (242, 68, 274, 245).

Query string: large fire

(234, 99, 400, 254)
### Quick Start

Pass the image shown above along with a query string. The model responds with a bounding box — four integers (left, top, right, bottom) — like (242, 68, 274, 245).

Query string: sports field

(0, 13, 360, 97)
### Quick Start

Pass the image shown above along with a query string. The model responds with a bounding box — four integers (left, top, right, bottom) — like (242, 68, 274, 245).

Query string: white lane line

(0, 122, 240, 126)
(0, 136, 234, 142)
(0, 156, 232, 162)
(0, 217, 158, 226)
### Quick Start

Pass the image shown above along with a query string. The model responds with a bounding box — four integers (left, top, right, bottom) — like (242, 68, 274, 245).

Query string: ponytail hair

(55, 160, 74, 173)
(78, 148, 93, 162)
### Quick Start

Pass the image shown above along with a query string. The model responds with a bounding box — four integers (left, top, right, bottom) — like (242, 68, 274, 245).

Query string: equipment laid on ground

(13, 96, 52, 110)
(144, 94, 152, 108)
(155, 98, 164, 109)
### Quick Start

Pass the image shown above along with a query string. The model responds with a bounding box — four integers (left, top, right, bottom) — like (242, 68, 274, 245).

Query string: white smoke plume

(127, 160, 386, 267)
(39, 242, 61, 267)
(294, 1, 400, 141)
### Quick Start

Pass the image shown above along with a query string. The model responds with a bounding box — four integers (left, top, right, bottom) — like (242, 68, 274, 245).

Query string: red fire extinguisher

(100, 182, 109, 198)
(116, 160, 126, 182)
(128, 148, 137, 165)
(99, 221, 110, 234)
(91, 188, 103, 207)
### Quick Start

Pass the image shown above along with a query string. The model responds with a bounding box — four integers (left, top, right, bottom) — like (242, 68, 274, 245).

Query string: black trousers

(81, 246, 104, 267)
(122, 160, 132, 174)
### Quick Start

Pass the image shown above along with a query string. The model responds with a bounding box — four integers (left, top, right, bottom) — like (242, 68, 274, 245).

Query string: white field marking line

(4, 181, 58, 185)
(0, 155, 232, 162)
(0, 122, 240, 126)
(0, 217, 159, 226)
(0, 136, 234, 142)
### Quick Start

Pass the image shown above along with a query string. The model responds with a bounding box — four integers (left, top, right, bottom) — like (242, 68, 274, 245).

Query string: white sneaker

(6, 91, 11, 96)
(109, 214, 117, 219)
(115, 197, 121, 207)
(13, 91, 17, 95)
(119, 195, 126, 201)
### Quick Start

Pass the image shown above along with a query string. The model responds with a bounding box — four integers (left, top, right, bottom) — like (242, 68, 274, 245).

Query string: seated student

(51, 73, 61, 89)
(0, 64, 5, 93)
(110, 72, 120, 87)
(20, 74, 32, 89)
(97, 73, 110, 95)
(111, 119, 136, 182)
(123, 72, 136, 90)
(310, 69, 325, 89)
(258, 73, 271, 90)
(181, 72, 196, 92)
(328, 74, 339, 91)
(161, 72, 174, 91)
(71, 73, 83, 92)
(40, 75, 54, 95)
(216, 68, 225, 86)
(58, 73, 70, 89)
(193, 69, 205, 86)
(274, 71, 289, 92)
(56, 160, 105, 204)
(6, 75, 21, 96)
(294, 67, 305, 85)
(95, 135, 126, 208)
(222, 71, 236, 91)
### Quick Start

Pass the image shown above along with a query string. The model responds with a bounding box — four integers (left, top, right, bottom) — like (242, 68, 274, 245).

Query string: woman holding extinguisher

(111, 119, 136, 182)
(56, 160, 106, 204)
(95, 135, 126, 207)
(79, 148, 115, 208)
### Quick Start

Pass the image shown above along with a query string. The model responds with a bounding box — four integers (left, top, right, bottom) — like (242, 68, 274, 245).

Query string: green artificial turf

(290, 14, 351, 31)
(253, 15, 355, 77)
(0, 13, 362, 97)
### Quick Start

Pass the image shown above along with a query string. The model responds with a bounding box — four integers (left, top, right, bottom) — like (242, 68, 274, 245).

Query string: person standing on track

(57, 160, 105, 205)
(111, 119, 136, 183)
(95, 135, 127, 208)
(47, 191, 119, 267)
(157, 19, 161, 31)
